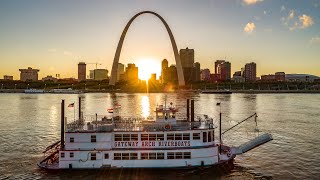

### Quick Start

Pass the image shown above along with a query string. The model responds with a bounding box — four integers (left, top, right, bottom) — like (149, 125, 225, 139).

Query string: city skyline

(1, 0, 319, 80)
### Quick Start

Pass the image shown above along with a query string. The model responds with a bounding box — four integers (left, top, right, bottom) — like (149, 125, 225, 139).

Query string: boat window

(203, 132, 207, 143)
(208, 131, 212, 142)
(149, 153, 156, 159)
(91, 153, 96, 160)
(91, 135, 97, 143)
(167, 152, 175, 159)
(141, 134, 149, 141)
(115, 134, 122, 141)
(70, 137, 74, 143)
(122, 153, 130, 160)
(193, 133, 200, 140)
(212, 130, 215, 141)
(141, 153, 148, 160)
(70, 152, 74, 158)
(167, 133, 174, 140)
(157, 134, 164, 141)
(104, 153, 109, 159)
(123, 134, 130, 141)
(157, 153, 165, 159)
(175, 133, 182, 140)
(114, 153, 121, 160)
(61, 152, 65, 158)
(157, 112, 164, 119)
(149, 134, 156, 141)
(131, 134, 138, 141)
(183, 152, 191, 159)
(130, 153, 138, 160)
(175, 152, 183, 159)
(183, 133, 190, 140)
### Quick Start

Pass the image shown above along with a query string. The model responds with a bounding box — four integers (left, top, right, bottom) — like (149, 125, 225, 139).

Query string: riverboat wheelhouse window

(122, 153, 130, 160)
(149, 153, 156, 159)
(167, 152, 191, 159)
(203, 132, 207, 143)
(149, 134, 156, 141)
(115, 134, 139, 141)
(157, 134, 164, 141)
(193, 133, 200, 140)
(130, 153, 138, 160)
(61, 152, 65, 158)
(131, 134, 138, 141)
(141, 134, 149, 141)
(157, 153, 165, 159)
(183, 133, 190, 140)
(208, 131, 212, 142)
(91, 135, 96, 142)
(70, 137, 74, 143)
(167, 152, 174, 159)
(114, 153, 121, 160)
(91, 153, 96, 160)
(183, 152, 191, 159)
(167, 133, 174, 140)
(175, 133, 182, 140)
(70, 152, 74, 158)
(141, 153, 148, 160)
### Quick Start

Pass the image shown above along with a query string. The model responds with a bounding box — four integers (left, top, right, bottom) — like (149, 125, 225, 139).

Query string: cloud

(243, 0, 263, 5)
(310, 36, 320, 44)
(263, 10, 267, 15)
(288, 10, 295, 19)
(299, 14, 314, 28)
(281, 5, 286, 12)
(244, 22, 256, 34)
(63, 51, 73, 56)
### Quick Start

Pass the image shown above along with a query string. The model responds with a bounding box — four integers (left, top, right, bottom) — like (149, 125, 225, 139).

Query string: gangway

(233, 133, 273, 155)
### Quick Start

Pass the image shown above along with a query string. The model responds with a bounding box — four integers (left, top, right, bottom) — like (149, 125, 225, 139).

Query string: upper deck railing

(66, 115, 215, 132)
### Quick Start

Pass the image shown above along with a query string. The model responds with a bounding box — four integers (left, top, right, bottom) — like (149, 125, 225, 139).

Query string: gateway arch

(109, 11, 185, 86)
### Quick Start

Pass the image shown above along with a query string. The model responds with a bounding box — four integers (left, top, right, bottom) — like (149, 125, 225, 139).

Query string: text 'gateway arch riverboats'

(38, 98, 273, 170)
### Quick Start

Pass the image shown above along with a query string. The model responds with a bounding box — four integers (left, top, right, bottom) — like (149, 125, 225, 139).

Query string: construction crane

(87, 62, 102, 69)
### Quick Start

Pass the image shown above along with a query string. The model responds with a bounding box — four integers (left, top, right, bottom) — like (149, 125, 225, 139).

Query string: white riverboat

(38, 98, 272, 170)
(24, 89, 44, 93)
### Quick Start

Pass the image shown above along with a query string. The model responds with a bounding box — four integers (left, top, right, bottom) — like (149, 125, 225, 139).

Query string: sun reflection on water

(141, 95, 150, 118)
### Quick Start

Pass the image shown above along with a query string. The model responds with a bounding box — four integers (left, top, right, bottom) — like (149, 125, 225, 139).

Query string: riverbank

(1, 89, 320, 94)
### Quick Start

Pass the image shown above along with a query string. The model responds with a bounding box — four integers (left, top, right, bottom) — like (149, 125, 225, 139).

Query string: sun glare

(135, 58, 161, 81)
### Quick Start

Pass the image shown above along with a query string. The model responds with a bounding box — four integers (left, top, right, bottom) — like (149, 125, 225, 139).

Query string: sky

(0, 0, 319, 80)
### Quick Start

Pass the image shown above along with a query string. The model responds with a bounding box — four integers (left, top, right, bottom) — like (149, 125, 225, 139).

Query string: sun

(135, 58, 161, 81)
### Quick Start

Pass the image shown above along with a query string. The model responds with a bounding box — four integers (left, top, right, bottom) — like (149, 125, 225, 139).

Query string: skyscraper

(125, 63, 139, 83)
(214, 60, 225, 74)
(217, 61, 231, 81)
(180, 47, 194, 83)
(244, 62, 256, 82)
(193, 62, 200, 82)
(78, 62, 86, 81)
(161, 59, 168, 83)
(117, 63, 125, 82)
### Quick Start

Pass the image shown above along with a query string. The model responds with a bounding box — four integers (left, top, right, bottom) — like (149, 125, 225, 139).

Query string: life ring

(165, 124, 170, 130)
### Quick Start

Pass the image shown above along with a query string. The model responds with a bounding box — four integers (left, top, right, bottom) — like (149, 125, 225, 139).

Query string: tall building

(180, 47, 194, 68)
(3, 75, 13, 80)
(93, 69, 108, 80)
(216, 61, 231, 81)
(180, 48, 195, 84)
(42, 75, 58, 82)
(117, 63, 125, 82)
(78, 62, 86, 81)
(125, 63, 139, 83)
(214, 60, 226, 74)
(193, 62, 200, 82)
(161, 59, 169, 83)
(167, 65, 178, 83)
(244, 62, 256, 82)
(200, 69, 211, 81)
(19, 67, 39, 81)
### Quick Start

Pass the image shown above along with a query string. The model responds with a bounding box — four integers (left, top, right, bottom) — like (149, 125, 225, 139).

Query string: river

(0, 93, 319, 179)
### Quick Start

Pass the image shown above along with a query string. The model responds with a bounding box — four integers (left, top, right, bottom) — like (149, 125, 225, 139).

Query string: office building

(193, 62, 201, 82)
(216, 61, 231, 81)
(275, 72, 285, 81)
(78, 62, 86, 81)
(19, 67, 39, 81)
(124, 63, 139, 83)
(3, 75, 13, 80)
(93, 69, 108, 81)
(117, 63, 125, 82)
(161, 59, 169, 83)
(244, 62, 256, 82)
(200, 69, 211, 81)
(42, 75, 58, 82)
(180, 47, 194, 68)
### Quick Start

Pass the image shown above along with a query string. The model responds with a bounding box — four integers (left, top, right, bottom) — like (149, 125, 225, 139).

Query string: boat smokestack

(191, 100, 194, 122)
(187, 99, 190, 121)
(61, 99, 65, 150)
(78, 97, 81, 120)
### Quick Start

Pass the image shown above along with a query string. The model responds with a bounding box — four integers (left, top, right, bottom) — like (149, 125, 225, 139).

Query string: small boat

(49, 88, 82, 94)
(38, 98, 272, 170)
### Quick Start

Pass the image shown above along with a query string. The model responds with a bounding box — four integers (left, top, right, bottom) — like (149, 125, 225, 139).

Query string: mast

(219, 110, 222, 153)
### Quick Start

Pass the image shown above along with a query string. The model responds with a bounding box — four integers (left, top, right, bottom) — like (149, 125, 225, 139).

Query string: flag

(216, 102, 221, 106)
(107, 108, 114, 113)
(68, 103, 74, 107)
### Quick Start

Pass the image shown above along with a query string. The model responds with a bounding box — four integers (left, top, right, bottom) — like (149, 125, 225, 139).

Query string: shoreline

(1, 89, 320, 94)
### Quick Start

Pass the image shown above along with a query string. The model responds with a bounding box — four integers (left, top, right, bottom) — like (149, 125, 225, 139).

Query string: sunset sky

(0, 0, 319, 80)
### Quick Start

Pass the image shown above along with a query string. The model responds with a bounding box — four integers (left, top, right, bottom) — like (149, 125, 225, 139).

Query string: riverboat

(38, 98, 272, 170)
